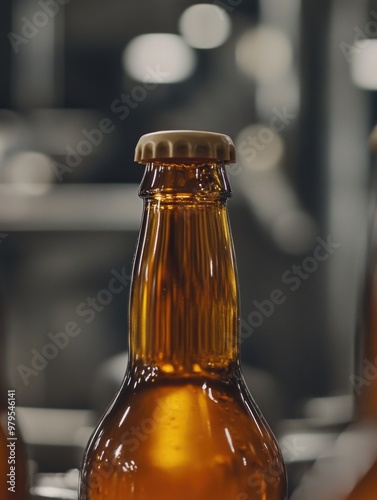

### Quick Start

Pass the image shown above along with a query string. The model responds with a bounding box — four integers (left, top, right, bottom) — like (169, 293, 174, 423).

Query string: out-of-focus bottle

(291, 127, 377, 500)
(79, 130, 287, 500)
(338, 127, 377, 500)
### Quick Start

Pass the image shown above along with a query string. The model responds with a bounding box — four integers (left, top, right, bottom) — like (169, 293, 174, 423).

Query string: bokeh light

(236, 26, 293, 83)
(236, 123, 285, 171)
(179, 4, 232, 49)
(1, 151, 54, 195)
(123, 34, 197, 84)
(351, 40, 377, 89)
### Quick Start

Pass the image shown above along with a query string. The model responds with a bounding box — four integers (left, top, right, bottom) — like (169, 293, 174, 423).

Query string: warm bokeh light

(236, 123, 285, 171)
(1, 151, 54, 195)
(236, 26, 293, 83)
(351, 40, 377, 89)
(122, 33, 197, 84)
(179, 4, 231, 49)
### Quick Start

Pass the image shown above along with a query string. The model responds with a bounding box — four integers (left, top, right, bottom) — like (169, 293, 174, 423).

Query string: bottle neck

(128, 161, 239, 375)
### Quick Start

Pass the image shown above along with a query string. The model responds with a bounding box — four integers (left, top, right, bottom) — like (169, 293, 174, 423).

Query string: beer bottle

(80, 130, 287, 499)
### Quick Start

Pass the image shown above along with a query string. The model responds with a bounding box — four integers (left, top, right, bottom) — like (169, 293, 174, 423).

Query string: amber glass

(80, 161, 287, 499)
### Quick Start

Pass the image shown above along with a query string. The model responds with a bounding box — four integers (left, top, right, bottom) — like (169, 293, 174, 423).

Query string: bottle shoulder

(81, 372, 286, 499)
(86, 374, 282, 464)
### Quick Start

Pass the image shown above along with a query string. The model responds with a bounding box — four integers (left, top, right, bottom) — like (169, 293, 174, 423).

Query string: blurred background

(1, 0, 377, 497)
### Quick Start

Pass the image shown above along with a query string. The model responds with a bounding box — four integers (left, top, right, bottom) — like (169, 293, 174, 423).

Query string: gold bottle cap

(134, 130, 236, 163)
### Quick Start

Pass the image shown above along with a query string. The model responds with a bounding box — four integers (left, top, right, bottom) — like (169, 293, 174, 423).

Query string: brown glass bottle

(80, 130, 287, 500)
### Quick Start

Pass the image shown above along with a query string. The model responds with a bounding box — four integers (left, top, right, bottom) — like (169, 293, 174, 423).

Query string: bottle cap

(134, 130, 236, 163)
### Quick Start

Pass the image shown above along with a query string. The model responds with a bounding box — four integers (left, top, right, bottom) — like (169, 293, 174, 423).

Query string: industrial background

(0, 0, 376, 497)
